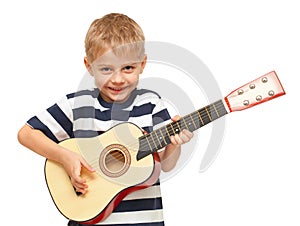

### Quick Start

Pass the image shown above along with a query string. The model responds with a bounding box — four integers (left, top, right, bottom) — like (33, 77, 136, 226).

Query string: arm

(158, 115, 194, 172)
(17, 124, 95, 194)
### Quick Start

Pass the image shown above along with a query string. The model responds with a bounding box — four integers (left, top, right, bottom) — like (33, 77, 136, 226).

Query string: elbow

(17, 124, 31, 146)
(161, 163, 177, 172)
(159, 146, 181, 172)
(17, 126, 26, 146)
(160, 152, 181, 173)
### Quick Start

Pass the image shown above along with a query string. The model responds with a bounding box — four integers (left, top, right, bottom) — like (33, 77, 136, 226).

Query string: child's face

(85, 50, 146, 103)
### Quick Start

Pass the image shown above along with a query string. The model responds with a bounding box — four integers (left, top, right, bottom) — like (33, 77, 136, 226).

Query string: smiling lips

(109, 87, 125, 93)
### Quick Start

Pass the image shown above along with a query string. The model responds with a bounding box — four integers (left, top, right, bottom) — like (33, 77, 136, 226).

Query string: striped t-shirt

(27, 88, 173, 226)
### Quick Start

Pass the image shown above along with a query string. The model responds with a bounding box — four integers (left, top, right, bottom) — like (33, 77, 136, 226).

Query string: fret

(189, 114, 197, 130)
(149, 133, 158, 150)
(137, 135, 153, 160)
(163, 126, 170, 137)
(166, 124, 175, 136)
(181, 116, 189, 130)
(205, 107, 212, 121)
(157, 128, 168, 146)
(199, 108, 211, 125)
(190, 111, 201, 130)
(214, 100, 227, 117)
(197, 110, 204, 126)
(163, 128, 171, 144)
(144, 135, 152, 151)
(176, 121, 182, 133)
(207, 105, 218, 121)
(172, 121, 181, 134)
(146, 134, 156, 152)
(182, 115, 194, 131)
(153, 130, 164, 149)
(170, 123, 176, 135)
(212, 103, 220, 117)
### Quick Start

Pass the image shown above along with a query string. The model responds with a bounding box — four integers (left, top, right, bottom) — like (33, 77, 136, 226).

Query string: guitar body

(45, 122, 161, 224)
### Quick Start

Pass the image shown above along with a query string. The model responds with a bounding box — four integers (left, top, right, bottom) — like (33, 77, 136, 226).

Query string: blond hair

(85, 13, 145, 62)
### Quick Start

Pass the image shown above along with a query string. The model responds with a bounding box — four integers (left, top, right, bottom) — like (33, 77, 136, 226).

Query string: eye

(122, 65, 135, 73)
(100, 67, 113, 75)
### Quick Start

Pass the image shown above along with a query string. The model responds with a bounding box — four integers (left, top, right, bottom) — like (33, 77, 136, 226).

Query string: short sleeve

(152, 98, 178, 130)
(26, 95, 74, 143)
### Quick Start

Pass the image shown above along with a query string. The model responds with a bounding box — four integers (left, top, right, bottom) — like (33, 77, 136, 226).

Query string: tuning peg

(268, 90, 275, 96)
(262, 77, 268, 83)
(249, 84, 256, 89)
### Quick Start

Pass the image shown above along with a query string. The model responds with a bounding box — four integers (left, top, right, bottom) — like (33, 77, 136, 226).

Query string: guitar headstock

(224, 71, 285, 112)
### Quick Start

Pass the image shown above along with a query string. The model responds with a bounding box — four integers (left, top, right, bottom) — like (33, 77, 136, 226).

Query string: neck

(137, 99, 228, 160)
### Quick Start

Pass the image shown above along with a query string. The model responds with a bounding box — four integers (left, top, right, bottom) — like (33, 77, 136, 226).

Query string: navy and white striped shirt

(27, 88, 173, 226)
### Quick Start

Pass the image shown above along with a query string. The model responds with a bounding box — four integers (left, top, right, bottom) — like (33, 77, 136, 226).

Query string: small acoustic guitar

(45, 71, 285, 224)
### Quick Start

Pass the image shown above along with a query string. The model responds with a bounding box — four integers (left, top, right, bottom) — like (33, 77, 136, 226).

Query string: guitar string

(82, 101, 227, 168)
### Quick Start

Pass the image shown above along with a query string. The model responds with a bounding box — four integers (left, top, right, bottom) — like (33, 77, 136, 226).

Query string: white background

(1, 0, 299, 225)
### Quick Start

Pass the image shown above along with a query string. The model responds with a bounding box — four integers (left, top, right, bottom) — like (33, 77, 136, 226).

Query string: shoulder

(65, 88, 99, 100)
(132, 88, 163, 106)
(133, 88, 173, 119)
(135, 88, 162, 99)
(61, 88, 99, 108)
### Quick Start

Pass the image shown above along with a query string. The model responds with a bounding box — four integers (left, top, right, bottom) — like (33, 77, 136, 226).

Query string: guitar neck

(137, 99, 228, 160)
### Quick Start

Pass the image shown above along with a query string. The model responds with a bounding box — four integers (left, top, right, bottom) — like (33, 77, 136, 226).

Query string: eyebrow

(121, 61, 140, 67)
(94, 61, 140, 68)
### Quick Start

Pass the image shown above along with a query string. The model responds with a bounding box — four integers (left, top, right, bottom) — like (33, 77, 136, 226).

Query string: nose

(111, 70, 124, 83)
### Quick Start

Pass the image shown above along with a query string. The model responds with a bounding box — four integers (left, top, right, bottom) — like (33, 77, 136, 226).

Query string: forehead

(92, 48, 143, 67)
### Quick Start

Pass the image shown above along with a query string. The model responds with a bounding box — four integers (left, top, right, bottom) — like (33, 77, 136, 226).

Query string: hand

(170, 115, 194, 145)
(61, 149, 95, 195)
(158, 115, 194, 172)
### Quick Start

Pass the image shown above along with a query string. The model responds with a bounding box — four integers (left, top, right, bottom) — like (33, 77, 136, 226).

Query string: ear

(84, 57, 94, 76)
(139, 55, 147, 74)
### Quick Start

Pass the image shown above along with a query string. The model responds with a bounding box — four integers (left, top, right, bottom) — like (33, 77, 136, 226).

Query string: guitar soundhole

(99, 144, 131, 178)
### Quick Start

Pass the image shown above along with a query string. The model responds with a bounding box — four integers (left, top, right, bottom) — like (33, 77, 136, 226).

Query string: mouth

(108, 87, 125, 92)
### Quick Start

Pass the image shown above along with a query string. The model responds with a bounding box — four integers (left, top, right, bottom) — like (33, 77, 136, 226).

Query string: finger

(71, 173, 86, 185)
(178, 133, 190, 143)
(173, 134, 183, 145)
(171, 115, 181, 122)
(181, 129, 194, 141)
(71, 174, 88, 193)
(72, 179, 88, 190)
(170, 135, 178, 145)
(80, 157, 95, 173)
(73, 185, 88, 195)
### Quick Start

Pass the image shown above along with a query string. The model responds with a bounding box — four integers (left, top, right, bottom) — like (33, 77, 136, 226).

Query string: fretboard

(137, 99, 228, 160)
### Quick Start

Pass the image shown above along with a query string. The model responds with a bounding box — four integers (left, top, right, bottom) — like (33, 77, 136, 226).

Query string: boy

(18, 13, 193, 225)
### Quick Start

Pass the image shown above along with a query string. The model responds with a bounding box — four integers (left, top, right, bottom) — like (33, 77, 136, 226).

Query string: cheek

(128, 73, 140, 83)
(94, 76, 108, 89)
